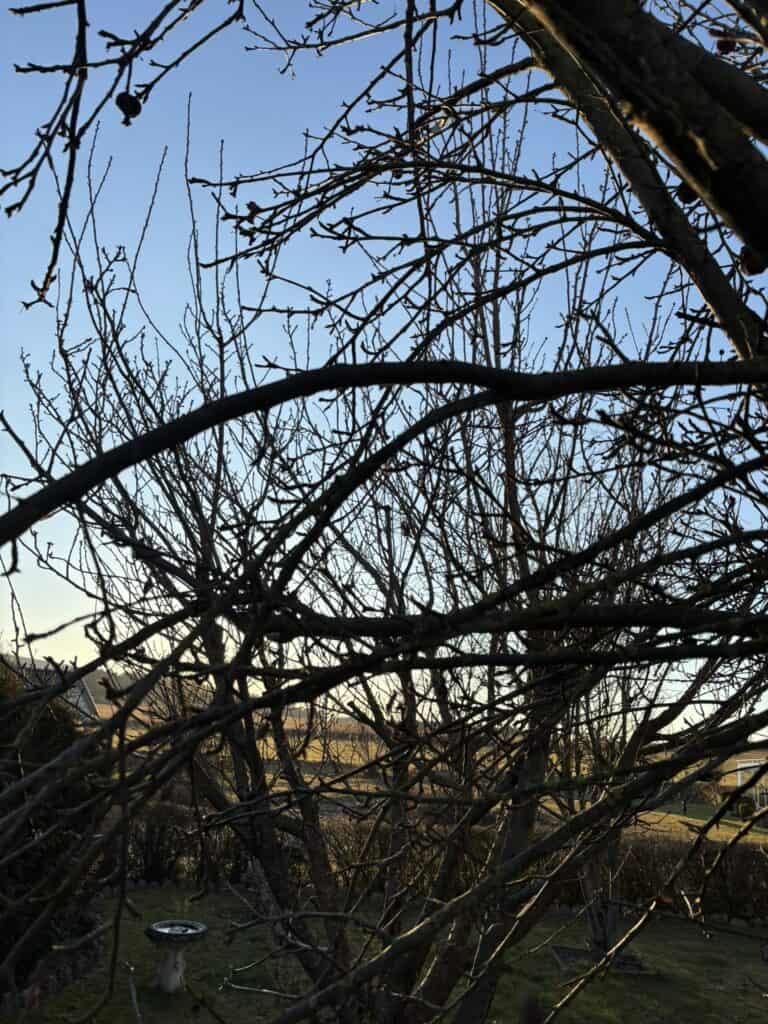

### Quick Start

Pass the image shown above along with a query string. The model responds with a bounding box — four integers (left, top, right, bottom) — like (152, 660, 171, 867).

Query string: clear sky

(1, 2, 393, 361)
(0, 2, 645, 664)
(1, 2, 404, 660)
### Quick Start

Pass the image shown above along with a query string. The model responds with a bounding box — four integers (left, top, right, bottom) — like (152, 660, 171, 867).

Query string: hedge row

(104, 803, 768, 922)
(537, 832, 768, 923)
(96, 799, 249, 886)
(322, 819, 768, 922)
(617, 832, 768, 921)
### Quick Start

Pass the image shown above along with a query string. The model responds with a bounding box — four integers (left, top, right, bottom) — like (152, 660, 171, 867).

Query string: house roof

(6, 661, 99, 722)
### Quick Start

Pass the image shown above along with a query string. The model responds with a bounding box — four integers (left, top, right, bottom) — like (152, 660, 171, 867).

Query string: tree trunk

(579, 833, 620, 956)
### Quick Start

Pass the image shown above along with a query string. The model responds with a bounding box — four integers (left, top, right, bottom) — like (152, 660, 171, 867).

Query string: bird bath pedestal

(144, 920, 208, 994)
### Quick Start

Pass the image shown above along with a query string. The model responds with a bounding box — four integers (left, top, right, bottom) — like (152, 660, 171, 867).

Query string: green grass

(19, 890, 768, 1024)
(651, 800, 768, 838)
(21, 887, 285, 1024)
(657, 800, 719, 821)
(494, 912, 768, 1023)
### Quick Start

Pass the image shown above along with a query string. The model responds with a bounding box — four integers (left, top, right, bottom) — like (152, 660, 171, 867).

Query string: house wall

(718, 749, 768, 798)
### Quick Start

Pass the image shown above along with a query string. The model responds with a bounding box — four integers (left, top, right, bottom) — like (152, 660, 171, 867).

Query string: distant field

(258, 733, 384, 767)
(261, 741, 767, 843)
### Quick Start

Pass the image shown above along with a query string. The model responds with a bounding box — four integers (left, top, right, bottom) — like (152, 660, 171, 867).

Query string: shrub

(197, 823, 250, 885)
(119, 802, 252, 886)
(0, 665, 104, 993)
(613, 833, 768, 920)
(320, 816, 495, 898)
(738, 797, 757, 820)
(690, 779, 721, 807)
(126, 800, 188, 883)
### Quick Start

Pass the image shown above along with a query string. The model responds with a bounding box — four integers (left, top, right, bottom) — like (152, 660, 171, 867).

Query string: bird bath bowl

(144, 920, 208, 993)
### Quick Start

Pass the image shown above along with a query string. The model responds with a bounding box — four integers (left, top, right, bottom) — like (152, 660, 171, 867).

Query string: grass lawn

(18, 889, 768, 1024)
(20, 887, 285, 1024)
(495, 912, 768, 1023)
(636, 801, 768, 842)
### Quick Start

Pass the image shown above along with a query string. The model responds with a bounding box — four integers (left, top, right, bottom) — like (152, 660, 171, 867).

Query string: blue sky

(0, 2, 388, 356)
(1, 2, 393, 659)
(0, 2, 663, 663)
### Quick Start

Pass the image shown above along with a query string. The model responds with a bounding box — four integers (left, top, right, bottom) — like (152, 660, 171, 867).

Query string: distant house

(3, 660, 155, 733)
(5, 661, 99, 724)
(718, 749, 768, 806)
(85, 675, 131, 722)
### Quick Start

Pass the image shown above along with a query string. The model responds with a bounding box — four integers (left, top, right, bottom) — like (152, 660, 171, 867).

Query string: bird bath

(144, 920, 208, 993)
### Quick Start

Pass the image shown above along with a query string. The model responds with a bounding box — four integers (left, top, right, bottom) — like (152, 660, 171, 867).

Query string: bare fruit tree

(4, 3, 768, 1023)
